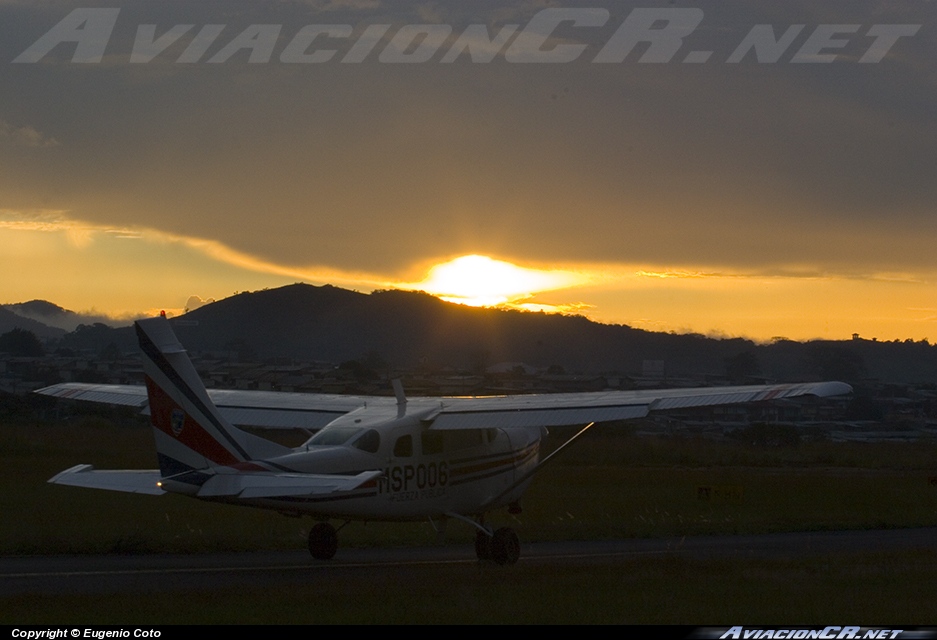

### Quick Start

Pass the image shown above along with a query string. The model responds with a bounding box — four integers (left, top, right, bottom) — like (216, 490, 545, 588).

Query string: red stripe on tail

(146, 376, 241, 466)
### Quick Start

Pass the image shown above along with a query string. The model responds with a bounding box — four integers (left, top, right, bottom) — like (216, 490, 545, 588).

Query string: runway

(2, 527, 935, 596)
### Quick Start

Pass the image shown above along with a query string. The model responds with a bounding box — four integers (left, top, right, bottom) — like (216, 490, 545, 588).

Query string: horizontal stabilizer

(48, 464, 165, 495)
(196, 470, 381, 499)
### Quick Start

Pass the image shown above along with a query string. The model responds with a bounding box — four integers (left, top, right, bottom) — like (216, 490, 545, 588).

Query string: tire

(308, 522, 338, 560)
(490, 527, 520, 565)
(475, 530, 492, 561)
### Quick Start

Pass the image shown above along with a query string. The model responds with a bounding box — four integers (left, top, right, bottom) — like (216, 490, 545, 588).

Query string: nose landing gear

(475, 526, 520, 565)
(308, 522, 339, 560)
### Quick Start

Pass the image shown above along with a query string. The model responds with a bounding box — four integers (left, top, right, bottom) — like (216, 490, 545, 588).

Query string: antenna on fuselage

(391, 378, 407, 418)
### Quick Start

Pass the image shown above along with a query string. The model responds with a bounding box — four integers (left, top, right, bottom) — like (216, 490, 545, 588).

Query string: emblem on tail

(136, 317, 289, 479)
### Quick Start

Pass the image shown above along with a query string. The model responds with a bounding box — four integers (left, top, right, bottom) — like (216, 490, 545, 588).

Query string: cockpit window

(308, 426, 363, 446)
(352, 429, 380, 454)
(420, 430, 486, 455)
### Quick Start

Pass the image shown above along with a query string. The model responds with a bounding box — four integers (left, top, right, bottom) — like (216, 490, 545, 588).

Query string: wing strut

(482, 421, 597, 512)
(392, 379, 407, 418)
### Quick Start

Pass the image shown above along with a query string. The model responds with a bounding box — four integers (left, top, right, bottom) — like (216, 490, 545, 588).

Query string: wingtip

(816, 381, 853, 396)
(48, 463, 93, 484)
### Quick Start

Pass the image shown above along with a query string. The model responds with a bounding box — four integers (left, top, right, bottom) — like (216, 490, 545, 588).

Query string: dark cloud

(0, 1, 934, 274)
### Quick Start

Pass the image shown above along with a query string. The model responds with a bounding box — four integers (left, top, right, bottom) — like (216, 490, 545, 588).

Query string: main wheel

(308, 522, 338, 560)
(490, 527, 520, 565)
(475, 530, 492, 561)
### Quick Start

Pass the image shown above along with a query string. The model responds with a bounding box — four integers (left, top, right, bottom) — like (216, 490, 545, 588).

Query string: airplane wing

(37, 380, 851, 432)
(36, 382, 383, 430)
(426, 381, 852, 430)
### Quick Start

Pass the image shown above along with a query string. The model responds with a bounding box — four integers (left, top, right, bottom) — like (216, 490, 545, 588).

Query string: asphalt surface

(2, 527, 935, 596)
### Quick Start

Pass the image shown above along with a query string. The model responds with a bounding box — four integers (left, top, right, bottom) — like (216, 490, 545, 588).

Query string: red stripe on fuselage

(450, 455, 515, 478)
(450, 442, 539, 479)
(145, 376, 242, 466)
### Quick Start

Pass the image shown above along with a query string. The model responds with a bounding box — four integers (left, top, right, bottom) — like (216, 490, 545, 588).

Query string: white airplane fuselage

(42, 317, 852, 563)
(159, 403, 542, 522)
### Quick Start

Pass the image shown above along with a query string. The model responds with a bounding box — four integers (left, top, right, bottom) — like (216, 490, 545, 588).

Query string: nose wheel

(475, 530, 492, 561)
(308, 522, 338, 560)
(475, 526, 520, 565)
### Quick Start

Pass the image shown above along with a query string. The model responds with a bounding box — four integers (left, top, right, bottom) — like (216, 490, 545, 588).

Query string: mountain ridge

(8, 284, 937, 383)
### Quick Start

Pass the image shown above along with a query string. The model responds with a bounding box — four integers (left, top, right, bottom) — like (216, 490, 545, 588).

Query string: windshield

(307, 426, 364, 447)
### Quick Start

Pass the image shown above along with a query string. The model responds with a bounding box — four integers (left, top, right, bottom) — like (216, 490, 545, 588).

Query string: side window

(445, 429, 484, 451)
(353, 429, 380, 454)
(421, 431, 443, 456)
(393, 435, 413, 457)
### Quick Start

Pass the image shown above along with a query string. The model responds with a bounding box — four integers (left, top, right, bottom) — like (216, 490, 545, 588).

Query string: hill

(168, 284, 760, 376)
(42, 283, 937, 383)
(0, 306, 65, 340)
(3, 300, 122, 332)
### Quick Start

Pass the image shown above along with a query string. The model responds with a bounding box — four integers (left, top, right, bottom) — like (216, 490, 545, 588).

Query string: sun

(405, 254, 584, 307)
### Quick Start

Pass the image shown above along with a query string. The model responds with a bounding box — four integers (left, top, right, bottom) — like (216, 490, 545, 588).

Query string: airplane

(38, 316, 852, 564)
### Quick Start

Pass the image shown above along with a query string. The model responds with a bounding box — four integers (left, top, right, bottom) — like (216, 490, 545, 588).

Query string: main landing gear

(308, 522, 339, 560)
(308, 519, 520, 565)
(475, 527, 520, 565)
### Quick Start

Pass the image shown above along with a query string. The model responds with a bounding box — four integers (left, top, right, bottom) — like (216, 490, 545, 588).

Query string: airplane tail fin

(135, 317, 289, 480)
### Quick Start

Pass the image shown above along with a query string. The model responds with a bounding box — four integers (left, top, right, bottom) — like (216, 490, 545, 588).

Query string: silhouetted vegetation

(61, 322, 135, 353)
(223, 338, 257, 362)
(99, 342, 120, 362)
(338, 359, 379, 382)
(725, 351, 761, 383)
(0, 328, 44, 356)
(808, 345, 866, 383)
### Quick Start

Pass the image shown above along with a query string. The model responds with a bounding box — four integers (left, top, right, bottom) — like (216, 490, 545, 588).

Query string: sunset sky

(1, 1, 935, 342)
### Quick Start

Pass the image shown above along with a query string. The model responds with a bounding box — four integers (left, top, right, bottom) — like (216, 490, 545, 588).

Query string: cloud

(487, 1, 562, 25)
(411, 4, 443, 24)
(184, 295, 214, 312)
(0, 209, 395, 287)
(0, 209, 71, 231)
(0, 120, 59, 148)
(0, 0, 935, 340)
(0, 210, 124, 248)
(299, 0, 382, 13)
(2, 300, 142, 330)
(3, 208, 935, 304)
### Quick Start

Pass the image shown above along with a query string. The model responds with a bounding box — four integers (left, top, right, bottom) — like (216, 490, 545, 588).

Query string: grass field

(2, 419, 937, 554)
(2, 417, 937, 623)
